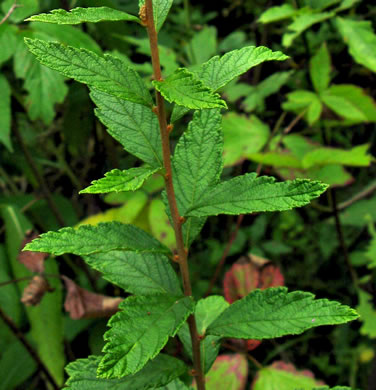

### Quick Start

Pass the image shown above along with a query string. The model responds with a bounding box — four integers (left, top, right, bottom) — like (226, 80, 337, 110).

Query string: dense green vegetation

(0, 0, 375, 389)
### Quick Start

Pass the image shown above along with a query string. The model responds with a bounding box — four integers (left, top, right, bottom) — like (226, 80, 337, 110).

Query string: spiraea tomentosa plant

(24, 1, 358, 389)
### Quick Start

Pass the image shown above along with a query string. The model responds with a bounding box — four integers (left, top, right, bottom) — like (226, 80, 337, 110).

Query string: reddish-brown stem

(0, 306, 60, 390)
(144, 2, 205, 389)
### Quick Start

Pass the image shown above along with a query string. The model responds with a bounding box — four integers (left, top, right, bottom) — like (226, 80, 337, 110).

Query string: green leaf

(1, 0, 38, 23)
(66, 354, 186, 390)
(222, 113, 270, 166)
(83, 251, 181, 295)
(188, 26, 217, 65)
(178, 296, 229, 373)
(334, 0, 360, 12)
(336, 17, 376, 73)
(80, 167, 160, 194)
(321, 85, 376, 122)
(14, 40, 68, 125)
(310, 43, 331, 93)
(98, 295, 194, 378)
(186, 175, 328, 217)
(24, 222, 168, 256)
(26, 6, 140, 24)
(207, 287, 358, 340)
(356, 289, 376, 339)
(156, 380, 192, 390)
(153, 68, 227, 109)
(282, 12, 334, 47)
(252, 363, 320, 390)
(302, 144, 372, 169)
(258, 4, 297, 23)
(24, 38, 152, 107)
(0, 75, 12, 151)
(247, 152, 302, 169)
(205, 355, 248, 390)
(0, 24, 18, 65)
(90, 89, 163, 168)
(139, 0, 173, 32)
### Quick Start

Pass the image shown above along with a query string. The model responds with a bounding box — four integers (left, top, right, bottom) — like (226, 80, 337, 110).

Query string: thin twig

(0, 276, 33, 288)
(144, 2, 205, 389)
(0, 306, 60, 390)
(0, 2, 21, 25)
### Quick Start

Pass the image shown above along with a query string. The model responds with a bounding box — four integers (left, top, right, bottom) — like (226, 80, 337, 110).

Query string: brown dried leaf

(21, 275, 54, 306)
(62, 276, 123, 319)
(18, 231, 48, 273)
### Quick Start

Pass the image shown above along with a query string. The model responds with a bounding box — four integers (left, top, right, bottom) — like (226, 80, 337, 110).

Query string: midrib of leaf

(95, 94, 163, 167)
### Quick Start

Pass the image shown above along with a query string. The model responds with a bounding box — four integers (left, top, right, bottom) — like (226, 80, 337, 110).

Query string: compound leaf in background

(153, 68, 227, 109)
(25, 38, 152, 107)
(258, 4, 297, 23)
(310, 43, 331, 93)
(84, 251, 181, 296)
(178, 296, 229, 373)
(80, 167, 160, 194)
(0, 75, 12, 151)
(65, 354, 186, 390)
(205, 354, 248, 390)
(186, 175, 328, 217)
(252, 361, 321, 390)
(90, 89, 163, 168)
(26, 7, 140, 24)
(283, 90, 323, 125)
(222, 113, 269, 166)
(207, 287, 358, 339)
(302, 144, 372, 169)
(24, 222, 168, 256)
(321, 85, 376, 122)
(98, 295, 194, 378)
(139, 0, 173, 32)
(336, 17, 376, 73)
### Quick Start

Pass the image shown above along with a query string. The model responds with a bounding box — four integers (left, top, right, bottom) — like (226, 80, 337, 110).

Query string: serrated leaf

(24, 38, 152, 107)
(186, 175, 328, 217)
(24, 222, 168, 256)
(98, 295, 194, 378)
(310, 43, 331, 93)
(302, 144, 372, 169)
(65, 354, 186, 390)
(178, 296, 229, 373)
(139, 0, 173, 32)
(321, 85, 376, 122)
(336, 17, 376, 73)
(153, 68, 227, 109)
(0, 75, 12, 151)
(90, 89, 163, 168)
(80, 167, 160, 194)
(252, 361, 321, 390)
(282, 12, 334, 47)
(259, 4, 297, 23)
(205, 354, 248, 390)
(84, 251, 181, 295)
(171, 46, 288, 121)
(207, 287, 359, 339)
(26, 7, 139, 24)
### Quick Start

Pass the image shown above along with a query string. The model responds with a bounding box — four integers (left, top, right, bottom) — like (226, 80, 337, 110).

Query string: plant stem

(144, 2, 205, 389)
(0, 306, 60, 390)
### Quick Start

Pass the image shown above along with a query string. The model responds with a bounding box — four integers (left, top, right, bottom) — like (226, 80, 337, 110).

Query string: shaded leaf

(65, 354, 186, 389)
(21, 275, 54, 306)
(18, 231, 48, 273)
(0, 74, 12, 151)
(24, 222, 169, 256)
(186, 175, 328, 217)
(26, 7, 139, 24)
(356, 289, 376, 339)
(25, 38, 152, 106)
(188, 26, 217, 64)
(0, 24, 18, 65)
(98, 295, 194, 378)
(153, 68, 227, 109)
(83, 251, 181, 295)
(1, 0, 38, 23)
(310, 43, 331, 93)
(139, 0, 173, 32)
(207, 287, 358, 339)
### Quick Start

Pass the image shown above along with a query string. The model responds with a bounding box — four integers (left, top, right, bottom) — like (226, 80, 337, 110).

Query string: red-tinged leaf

(224, 261, 260, 304)
(18, 231, 48, 273)
(229, 338, 262, 352)
(259, 264, 284, 289)
(21, 275, 54, 306)
(245, 339, 262, 351)
(205, 354, 248, 390)
(62, 276, 123, 319)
